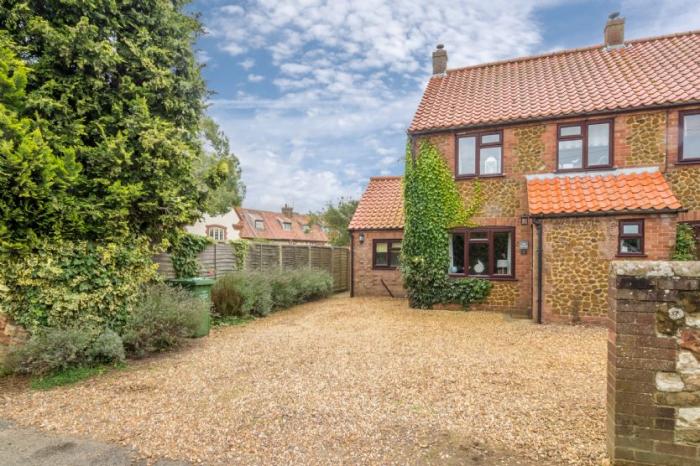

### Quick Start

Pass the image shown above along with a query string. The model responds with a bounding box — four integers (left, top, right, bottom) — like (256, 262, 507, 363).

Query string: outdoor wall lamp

(358, 232, 365, 244)
(519, 240, 529, 255)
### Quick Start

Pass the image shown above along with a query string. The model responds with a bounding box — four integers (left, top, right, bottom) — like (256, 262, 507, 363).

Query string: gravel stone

(0, 296, 607, 465)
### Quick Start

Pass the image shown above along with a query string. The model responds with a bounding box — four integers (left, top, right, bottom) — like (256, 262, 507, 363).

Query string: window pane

(375, 242, 388, 266)
(558, 140, 583, 169)
(468, 242, 489, 275)
(683, 114, 700, 159)
(587, 123, 610, 166)
(621, 238, 642, 254)
(390, 242, 402, 267)
(622, 223, 640, 235)
(493, 231, 512, 276)
(481, 133, 500, 144)
(449, 234, 465, 273)
(458, 136, 476, 175)
(560, 125, 582, 137)
(480, 146, 502, 175)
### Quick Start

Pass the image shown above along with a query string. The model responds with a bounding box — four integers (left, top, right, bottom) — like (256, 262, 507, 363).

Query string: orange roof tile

(235, 207, 329, 243)
(348, 176, 404, 230)
(527, 170, 682, 216)
(410, 31, 700, 133)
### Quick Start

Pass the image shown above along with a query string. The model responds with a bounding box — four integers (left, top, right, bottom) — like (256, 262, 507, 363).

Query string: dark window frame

(618, 219, 645, 257)
(679, 110, 700, 163)
(454, 130, 504, 179)
(448, 226, 516, 279)
(556, 119, 614, 172)
(372, 239, 402, 270)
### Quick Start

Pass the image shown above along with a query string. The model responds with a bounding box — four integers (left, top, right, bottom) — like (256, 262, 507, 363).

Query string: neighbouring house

(185, 210, 241, 242)
(235, 204, 330, 245)
(350, 15, 700, 324)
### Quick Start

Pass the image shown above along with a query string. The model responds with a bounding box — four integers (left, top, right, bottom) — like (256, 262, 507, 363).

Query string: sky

(189, 0, 700, 213)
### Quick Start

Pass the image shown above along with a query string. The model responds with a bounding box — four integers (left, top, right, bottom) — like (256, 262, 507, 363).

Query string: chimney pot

(432, 44, 447, 75)
(604, 13, 625, 49)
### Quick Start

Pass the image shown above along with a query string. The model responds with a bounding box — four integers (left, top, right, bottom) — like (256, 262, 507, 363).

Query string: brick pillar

(608, 261, 700, 465)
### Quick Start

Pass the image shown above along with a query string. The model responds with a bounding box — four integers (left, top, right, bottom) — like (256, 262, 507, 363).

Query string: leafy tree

(0, 0, 209, 245)
(197, 116, 245, 215)
(0, 33, 80, 253)
(309, 198, 358, 246)
(401, 140, 490, 309)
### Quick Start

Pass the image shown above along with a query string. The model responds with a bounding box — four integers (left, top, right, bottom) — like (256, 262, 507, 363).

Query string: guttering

(529, 208, 686, 220)
(407, 101, 700, 137)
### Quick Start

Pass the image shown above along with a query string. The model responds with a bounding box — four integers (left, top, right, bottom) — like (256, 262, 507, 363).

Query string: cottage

(349, 15, 700, 323)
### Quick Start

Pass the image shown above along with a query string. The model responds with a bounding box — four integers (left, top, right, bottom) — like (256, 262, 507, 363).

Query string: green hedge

(0, 239, 157, 333)
(211, 269, 333, 318)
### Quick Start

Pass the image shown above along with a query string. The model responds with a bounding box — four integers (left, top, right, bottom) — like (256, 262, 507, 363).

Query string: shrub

(121, 284, 210, 357)
(4, 327, 125, 376)
(211, 272, 272, 317)
(0, 238, 157, 334)
(212, 269, 333, 318)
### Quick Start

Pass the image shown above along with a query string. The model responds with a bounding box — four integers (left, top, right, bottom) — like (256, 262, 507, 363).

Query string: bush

(121, 284, 210, 357)
(0, 238, 157, 333)
(211, 272, 272, 317)
(4, 327, 125, 376)
(212, 269, 333, 318)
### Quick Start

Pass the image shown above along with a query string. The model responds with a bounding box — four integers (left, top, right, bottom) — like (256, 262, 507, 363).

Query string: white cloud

(203, 0, 559, 210)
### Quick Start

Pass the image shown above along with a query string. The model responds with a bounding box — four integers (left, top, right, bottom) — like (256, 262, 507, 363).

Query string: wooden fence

(154, 243, 350, 292)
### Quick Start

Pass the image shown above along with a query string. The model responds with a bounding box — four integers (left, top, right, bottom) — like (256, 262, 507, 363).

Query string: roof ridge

(443, 29, 700, 75)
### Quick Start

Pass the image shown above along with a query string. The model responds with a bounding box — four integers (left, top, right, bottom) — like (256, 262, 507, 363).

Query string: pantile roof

(410, 31, 700, 133)
(348, 176, 404, 230)
(526, 169, 682, 216)
(235, 207, 329, 243)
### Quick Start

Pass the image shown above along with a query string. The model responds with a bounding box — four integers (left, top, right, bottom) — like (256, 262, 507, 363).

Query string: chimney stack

(432, 44, 447, 75)
(281, 203, 293, 218)
(604, 12, 625, 49)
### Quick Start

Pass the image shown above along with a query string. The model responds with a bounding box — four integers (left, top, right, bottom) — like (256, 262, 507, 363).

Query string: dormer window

(254, 219, 264, 230)
(557, 120, 612, 171)
(282, 221, 292, 231)
(456, 131, 502, 178)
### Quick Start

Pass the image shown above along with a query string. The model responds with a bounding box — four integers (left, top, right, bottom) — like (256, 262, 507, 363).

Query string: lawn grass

(212, 315, 254, 327)
(31, 363, 125, 390)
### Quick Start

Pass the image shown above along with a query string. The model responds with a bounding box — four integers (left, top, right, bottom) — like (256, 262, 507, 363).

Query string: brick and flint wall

(608, 261, 700, 465)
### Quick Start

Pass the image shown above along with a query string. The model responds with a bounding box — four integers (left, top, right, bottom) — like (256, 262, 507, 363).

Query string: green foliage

(197, 116, 245, 215)
(401, 140, 490, 309)
(673, 223, 698, 261)
(211, 269, 333, 318)
(211, 272, 273, 318)
(0, 239, 157, 333)
(30, 364, 121, 390)
(308, 198, 358, 246)
(121, 284, 210, 358)
(230, 239, 249, 270)
(4, 327, 125, 376)
(0, 0, 209, 246)
(0, 33, 80, 253)
(170, 232, 211, 278)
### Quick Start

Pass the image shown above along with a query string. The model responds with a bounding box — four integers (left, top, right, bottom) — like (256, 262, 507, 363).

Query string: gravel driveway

(0, 296, 607, 465)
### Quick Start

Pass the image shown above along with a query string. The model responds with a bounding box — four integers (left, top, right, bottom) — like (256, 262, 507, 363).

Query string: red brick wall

(351, 230, 405, 298)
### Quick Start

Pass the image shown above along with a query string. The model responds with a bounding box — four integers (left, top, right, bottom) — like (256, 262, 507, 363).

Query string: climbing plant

(401, 140, 491, 309)
(170, 233, 211, 278)
(673, 223, 697, 261)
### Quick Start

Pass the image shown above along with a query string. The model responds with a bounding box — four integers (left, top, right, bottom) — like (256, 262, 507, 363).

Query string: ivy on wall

(401, 140, 491, 309)
(673, 223, 697, 261)
(170, 233, 211, 278)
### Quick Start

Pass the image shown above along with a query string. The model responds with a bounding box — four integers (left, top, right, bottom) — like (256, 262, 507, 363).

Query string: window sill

(555, 166, 614, 174)
(455, 174, 505, 180)
(448, 274, 517, 281)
